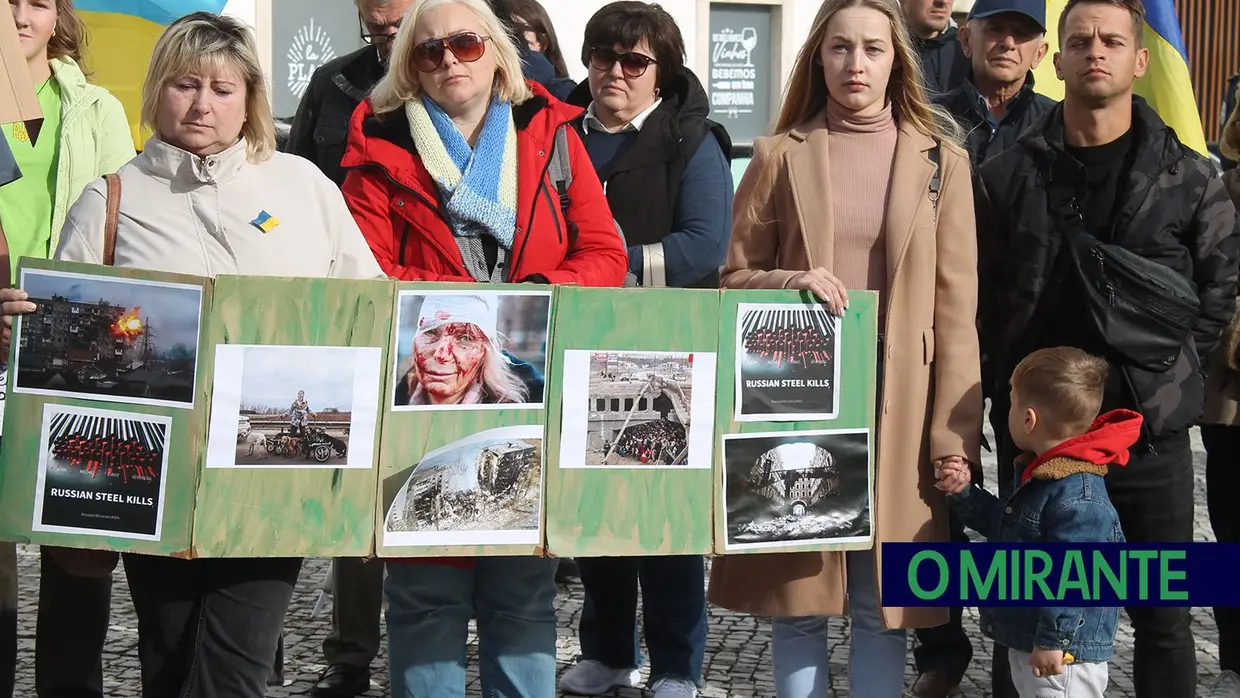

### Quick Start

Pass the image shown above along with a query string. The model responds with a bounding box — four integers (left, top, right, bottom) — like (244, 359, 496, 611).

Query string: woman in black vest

(565, 1, 733, 291)
(558, 4, 733, 698)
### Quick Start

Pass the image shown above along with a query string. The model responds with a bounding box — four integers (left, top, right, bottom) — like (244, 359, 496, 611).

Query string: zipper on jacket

(344, 163, 467, 274)
(509, 150, 557, 283)
(399, 221, 411, 267)
(540, 186, 563, 244)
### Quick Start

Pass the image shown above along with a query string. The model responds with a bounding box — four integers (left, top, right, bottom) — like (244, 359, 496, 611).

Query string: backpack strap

(549, 125, 578, 244)
(102, 173, 121, 266)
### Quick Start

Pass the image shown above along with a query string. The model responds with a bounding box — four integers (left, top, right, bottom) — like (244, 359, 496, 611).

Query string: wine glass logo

(740, 27, 758, 67)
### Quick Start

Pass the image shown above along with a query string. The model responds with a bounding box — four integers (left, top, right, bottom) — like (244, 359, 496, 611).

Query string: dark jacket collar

(1021, 95, 1185, 173)
(330, 45, 385, 102)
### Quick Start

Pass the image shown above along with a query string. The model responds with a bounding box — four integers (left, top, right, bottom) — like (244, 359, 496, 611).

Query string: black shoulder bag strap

(928, 142, 942, 216)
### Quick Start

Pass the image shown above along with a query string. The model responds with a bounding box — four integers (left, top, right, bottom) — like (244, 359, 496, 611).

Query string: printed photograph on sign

(722, 429, 871, 551)
(391, 290, 551, 411)
(204, 345, 383, 469)
(558, 350, 718, 470)
(13, 269, 203, 409)
(382, 425, 543, 547)
(734, 303, 841, 422)
(32, 404, 171, 541)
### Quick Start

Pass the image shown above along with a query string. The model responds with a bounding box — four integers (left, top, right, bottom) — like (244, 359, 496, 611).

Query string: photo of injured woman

(391, 291, 552, 410)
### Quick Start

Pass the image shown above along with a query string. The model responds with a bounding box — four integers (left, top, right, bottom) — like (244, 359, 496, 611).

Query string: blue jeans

(771, 550, 907, 698)
(385, 557, 558, 698)
(576, 555, 707, 684)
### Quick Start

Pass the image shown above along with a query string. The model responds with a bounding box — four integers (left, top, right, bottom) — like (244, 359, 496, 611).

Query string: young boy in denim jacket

(936, 347, 1139, 697)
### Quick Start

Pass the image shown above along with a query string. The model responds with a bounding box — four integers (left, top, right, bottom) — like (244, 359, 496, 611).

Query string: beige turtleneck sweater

(826, 99, 898, 319)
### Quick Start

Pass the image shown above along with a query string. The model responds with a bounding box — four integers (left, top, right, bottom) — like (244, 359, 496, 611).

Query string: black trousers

(1200, 425, 1240, 674)
(321, 557, 384, 670)
(123, 554, 302, 698)
(36, 549, 111, 698)
(912, 510, 974, 683)
(990, 431, 1198, 698)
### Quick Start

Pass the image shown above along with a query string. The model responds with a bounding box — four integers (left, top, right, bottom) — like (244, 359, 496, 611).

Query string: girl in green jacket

(3, 3, 136, 697)
(3, 0, 136, 281)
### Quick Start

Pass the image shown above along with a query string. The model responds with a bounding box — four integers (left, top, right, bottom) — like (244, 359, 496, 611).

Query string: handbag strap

(102, 173, 120, 267)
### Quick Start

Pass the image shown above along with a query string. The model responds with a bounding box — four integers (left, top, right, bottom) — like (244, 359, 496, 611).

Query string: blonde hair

(369, 0, 533, 115)
(140, 12, 276, 162)
(1010, 347, 1109, 438)
(774, 0, 961, 143)
(1222, 107, 1240, 162)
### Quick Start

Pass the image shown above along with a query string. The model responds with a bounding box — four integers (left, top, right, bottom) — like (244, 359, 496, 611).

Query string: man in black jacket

(975, 1, 1240, 697)
(901, 0, 970, 95)
(286, 4, 411, 695)
(938, 0, 1055, 166)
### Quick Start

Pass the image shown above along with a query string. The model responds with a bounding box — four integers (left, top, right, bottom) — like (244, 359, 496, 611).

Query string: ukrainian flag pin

(251, 211, 280, 233)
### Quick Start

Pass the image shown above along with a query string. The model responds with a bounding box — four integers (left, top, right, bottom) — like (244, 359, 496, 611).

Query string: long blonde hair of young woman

(774, 0, 961, 144)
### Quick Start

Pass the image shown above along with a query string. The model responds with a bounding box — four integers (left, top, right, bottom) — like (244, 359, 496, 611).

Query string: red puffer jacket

(341, 81, 627, 286)
(342, 83, 625, 568)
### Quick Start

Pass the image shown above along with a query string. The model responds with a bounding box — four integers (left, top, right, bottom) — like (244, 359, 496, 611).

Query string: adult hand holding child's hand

(933, 456, 971, 494)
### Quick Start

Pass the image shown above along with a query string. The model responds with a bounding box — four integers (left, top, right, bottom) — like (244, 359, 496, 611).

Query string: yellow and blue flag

(1032, 0, 1207, 156)
(77, 1, 229, 148)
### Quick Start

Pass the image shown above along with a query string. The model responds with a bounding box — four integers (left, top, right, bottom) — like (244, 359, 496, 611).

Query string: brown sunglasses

(412, 32, 491, 72)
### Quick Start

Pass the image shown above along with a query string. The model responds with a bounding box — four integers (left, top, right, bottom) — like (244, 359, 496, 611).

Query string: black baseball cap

(968, 0, 1047, 32)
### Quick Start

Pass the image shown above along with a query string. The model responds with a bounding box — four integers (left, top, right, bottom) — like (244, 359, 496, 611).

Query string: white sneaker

(558, 660, 641, 695)
(650, 677, 699, 698)
(1206, 670, 1240, 698)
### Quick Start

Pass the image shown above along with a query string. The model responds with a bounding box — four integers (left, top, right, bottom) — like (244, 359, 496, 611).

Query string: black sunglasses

(588, 46, 657, 79)
(413, 32, 491, 72)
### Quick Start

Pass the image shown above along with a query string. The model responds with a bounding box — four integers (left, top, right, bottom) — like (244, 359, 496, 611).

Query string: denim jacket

(950, 455, 1125, 662)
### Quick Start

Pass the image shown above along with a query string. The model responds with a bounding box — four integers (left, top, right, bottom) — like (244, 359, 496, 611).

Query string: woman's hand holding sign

(786, 267, 849, 315)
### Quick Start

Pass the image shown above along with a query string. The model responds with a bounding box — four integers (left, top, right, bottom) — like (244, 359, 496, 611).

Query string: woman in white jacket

(0, 12, 382, 697)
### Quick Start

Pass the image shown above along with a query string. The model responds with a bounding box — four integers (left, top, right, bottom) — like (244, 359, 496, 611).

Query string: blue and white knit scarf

(406, 94, 519, 250)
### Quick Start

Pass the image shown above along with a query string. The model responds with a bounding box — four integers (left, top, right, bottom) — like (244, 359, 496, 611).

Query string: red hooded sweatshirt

(1019, 409, 1144, 485)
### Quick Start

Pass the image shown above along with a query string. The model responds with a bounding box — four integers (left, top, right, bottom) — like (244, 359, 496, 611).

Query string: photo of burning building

(14, 270, 202, 408)
(34, 405, 170, 539)
(722, 429, 871, 550)
(584, 351, 694, 466)
(383, 426, 543, 543)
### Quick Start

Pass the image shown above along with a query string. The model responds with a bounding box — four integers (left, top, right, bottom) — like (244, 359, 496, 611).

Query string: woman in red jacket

(341, 3, 625, 287)
(340, 0, 625, 695)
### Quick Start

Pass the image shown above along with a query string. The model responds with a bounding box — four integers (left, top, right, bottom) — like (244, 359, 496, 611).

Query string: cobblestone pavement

(11, 429, 1224, 697)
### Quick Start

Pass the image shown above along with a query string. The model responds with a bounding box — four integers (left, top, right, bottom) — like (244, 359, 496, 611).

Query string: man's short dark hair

(1057, 0, 1145, 47)
(582, 1, 686, 90)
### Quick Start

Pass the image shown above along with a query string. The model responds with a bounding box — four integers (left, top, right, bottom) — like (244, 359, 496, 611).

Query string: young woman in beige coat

(1199, 107, 1240, 698)
(707, 0, 983, 694)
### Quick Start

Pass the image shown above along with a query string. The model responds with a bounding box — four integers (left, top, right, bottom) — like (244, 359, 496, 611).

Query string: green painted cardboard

(712, 290, 880, 555)
(192, 275, 393, 557)
(375, 282, 556, 559)
(0, 258, 214, 557)
(544, 287, 720, 557)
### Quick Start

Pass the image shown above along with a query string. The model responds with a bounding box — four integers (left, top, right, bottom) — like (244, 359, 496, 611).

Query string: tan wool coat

(1202, 168, 1240, 426)
(707, 112, 984, 630)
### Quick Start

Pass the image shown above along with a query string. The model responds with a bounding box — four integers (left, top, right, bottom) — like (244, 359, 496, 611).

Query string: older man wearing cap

(937, 0, 1056, 167)
(397, 294, 544, 407)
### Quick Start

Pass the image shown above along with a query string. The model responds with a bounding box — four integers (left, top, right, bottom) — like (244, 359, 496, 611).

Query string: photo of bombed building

(15, 272, 201, 406)
(585, 352, 693, 466)
(385, 432, 543, 535)
(723, 430, 871, 548)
